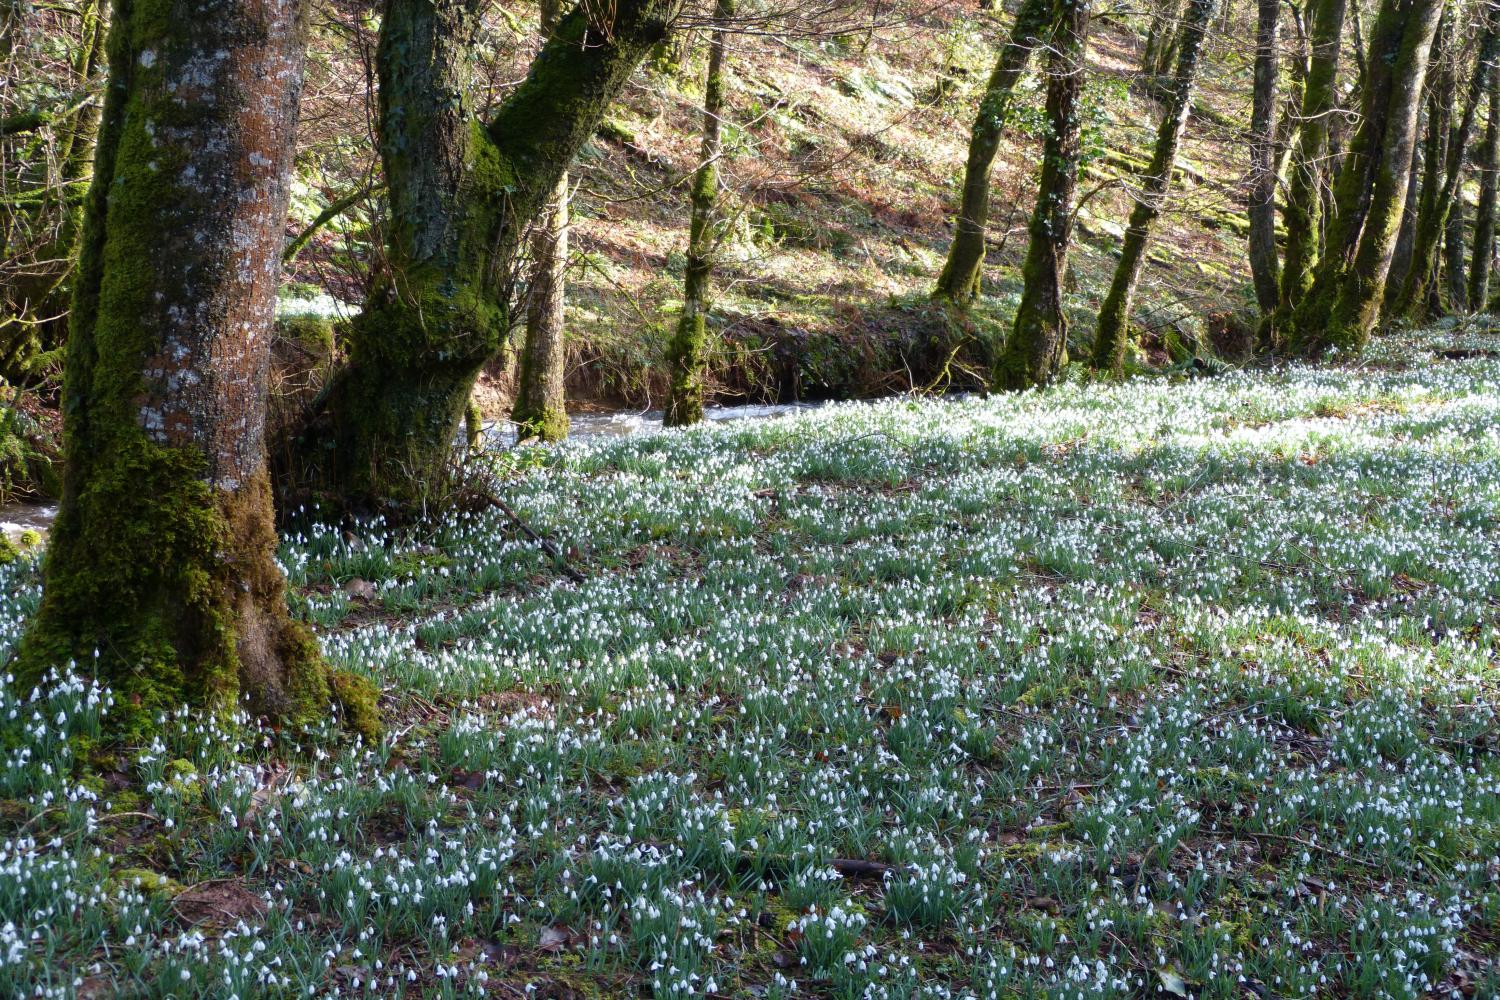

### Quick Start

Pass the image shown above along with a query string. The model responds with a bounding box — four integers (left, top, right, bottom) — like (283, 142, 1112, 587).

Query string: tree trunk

(289, 0, 683, 511)
(1469, 68, 1500, 308)
(17, 0, 331, 734)
(1278, 0, 1346, 316)
(1392, 6, 1500, 319)
(1385, 17, 1450, 318)
(1141, 0, 1185, 76)
(664, 0, 734, 428)
(933, 0, 1050, 303)
(1091, 0, 1218, 371)
(993, 0, 1092, 390)
(512, 0, 571, 444)
(1387, 126, 1427, 296)
(1248, 0, 1282, 320)
(1285, 0, 1446, 355)
(1445, 186, 1468, 311)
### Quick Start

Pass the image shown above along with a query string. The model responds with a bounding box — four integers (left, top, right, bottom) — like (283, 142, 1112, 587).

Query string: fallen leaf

(1156, 967, 1190, 997)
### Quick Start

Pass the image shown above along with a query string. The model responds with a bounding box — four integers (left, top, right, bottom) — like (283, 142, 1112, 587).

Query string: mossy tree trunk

(512, 0, 571, 444)
(1277, 0, 1346, 318)
(1248, 0, 1282, 322)
(293, 0, 682, 510)
(1387, 117, 1429, 297)
(1141, 0, 1184, 76)
(1090, 0, 1217, 372)
(17, 0, 330, 734)
(664, 0, 734, 428)
(1387, 15, 1454, 315)
(933, 0, 1049, 303)
(1284, 0, 1446, 355)
(1391, 7, 1499, 319)
(993, 0, 1092, 390)
(1469, 68, 1500, 307)
(1445, 186, 1468, 310)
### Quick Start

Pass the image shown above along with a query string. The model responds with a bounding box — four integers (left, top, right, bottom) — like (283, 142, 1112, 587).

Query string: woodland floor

(1, 325, 1499, 999)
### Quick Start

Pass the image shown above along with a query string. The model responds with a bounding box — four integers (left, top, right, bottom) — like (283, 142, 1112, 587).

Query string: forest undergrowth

(0, 326, 1497, 999)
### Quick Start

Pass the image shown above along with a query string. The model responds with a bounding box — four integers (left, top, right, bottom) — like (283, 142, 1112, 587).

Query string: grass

(1, 325, 1499, 998)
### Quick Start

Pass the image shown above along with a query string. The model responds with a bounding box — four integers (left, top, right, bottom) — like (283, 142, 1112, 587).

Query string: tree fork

(288, 0, 684, 511)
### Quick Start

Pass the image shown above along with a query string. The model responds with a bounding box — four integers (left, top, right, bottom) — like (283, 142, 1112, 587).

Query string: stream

(0, 400, 825, 545)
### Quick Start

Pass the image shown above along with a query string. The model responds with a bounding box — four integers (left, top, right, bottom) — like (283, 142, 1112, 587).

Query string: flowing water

(0, 400, 823, 544)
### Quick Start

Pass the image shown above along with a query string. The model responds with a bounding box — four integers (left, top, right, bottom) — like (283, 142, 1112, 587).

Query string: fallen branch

(479, 489, 587, 584)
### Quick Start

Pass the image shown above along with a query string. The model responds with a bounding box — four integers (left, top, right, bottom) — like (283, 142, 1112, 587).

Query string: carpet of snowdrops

(1, 327, 1499, 1000)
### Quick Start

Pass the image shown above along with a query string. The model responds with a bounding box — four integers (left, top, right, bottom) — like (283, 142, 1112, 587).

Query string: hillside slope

(284, 1, 1260, 415)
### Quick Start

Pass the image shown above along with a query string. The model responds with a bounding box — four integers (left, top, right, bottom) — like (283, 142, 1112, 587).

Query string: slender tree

(933, 0, 1050, 303)
(1091, 0, 1218, 372)
(1279, 0, 1347, 315)
(1469, 66, 1500, 307)
(289, 0, 683, 510)
(17, 0, 344, 734)
(1445, 187, 1469, 309)
(1285, 0, 1446, 355)
(1392, 4, 1500, 318)
(512, 0, 572, 443)
(664, 0, 735, 428)
(993, 0, 1092, 390)
(1248, 0, 1282, 321)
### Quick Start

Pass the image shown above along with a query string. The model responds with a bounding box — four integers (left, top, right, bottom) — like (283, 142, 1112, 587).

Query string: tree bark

(1141, 0, 1185, 76)
(1392, 5, 1500, 319)
(1248, 0, 1282, 321)
(1445, 184, 1468, 311)
(664, 0, 734, 428)
(1285, 0, 1446, 355)
(993, 0, 1092, 390)
(512, 0, 571, 444)
(933, 0, 1050, 303)
(289, 0, 683, 510)
(1387, 111, 1431, 297)
(1469, 67, 1500, 308)
(1278, 0, 1346, 316)
(1091, 0, 1218, 372)
(17, 0, 331, 734)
